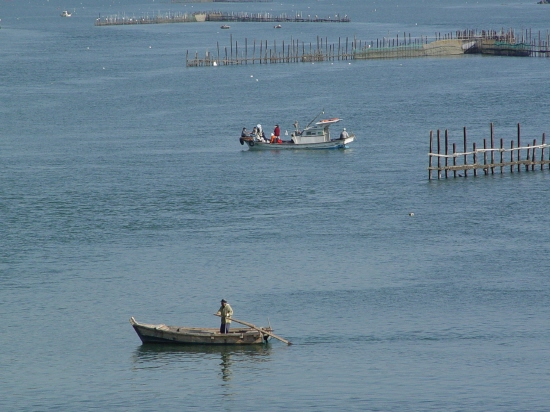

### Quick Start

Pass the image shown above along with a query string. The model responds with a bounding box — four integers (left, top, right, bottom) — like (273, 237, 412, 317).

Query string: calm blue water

(1, 0, 550, 410)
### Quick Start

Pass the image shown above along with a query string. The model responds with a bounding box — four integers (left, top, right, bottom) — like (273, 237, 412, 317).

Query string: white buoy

(409, 212, 414, 217)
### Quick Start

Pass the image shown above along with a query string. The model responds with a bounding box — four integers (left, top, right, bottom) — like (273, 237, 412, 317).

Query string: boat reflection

(132, 343, 273, 382)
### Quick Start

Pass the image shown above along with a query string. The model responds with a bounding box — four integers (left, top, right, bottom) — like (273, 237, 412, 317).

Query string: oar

(214, 314, 292, 345)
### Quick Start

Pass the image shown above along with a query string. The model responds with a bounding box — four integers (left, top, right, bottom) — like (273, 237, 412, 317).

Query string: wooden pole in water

(510, 140, 514, 173)
(532, 139, 537, 171)
(542, 133, 546, 170)
(517, 123, 521, 172)
(500, 138, 504, 174)
(491, 123, 495, 175)
(463, 127, 468, 177)
(483, 139, 488, 175)
(453, 143, 457, 178)
(429, 130, 433, 180)
(526, 144, 531, 171)
(437, 129, 441, 179)
(288, 42, 291, 63)
(473, 142, 478, 177)
(445, 129, 449, 179)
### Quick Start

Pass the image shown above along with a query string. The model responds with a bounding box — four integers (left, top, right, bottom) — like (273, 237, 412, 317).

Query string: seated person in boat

(254, 125, 266, 142)
(256, 124, 265, 139)
(216, 299, 233, 334)
(255, 135, 266, 143)
(241, 127, 249, 137)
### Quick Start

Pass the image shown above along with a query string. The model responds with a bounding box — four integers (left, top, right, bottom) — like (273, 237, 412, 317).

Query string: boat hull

(241, 135, 355, 150)
(130, 317, 270, 345)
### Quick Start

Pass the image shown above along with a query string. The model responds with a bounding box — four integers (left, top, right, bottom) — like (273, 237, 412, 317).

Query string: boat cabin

(291, 118, 341, 145)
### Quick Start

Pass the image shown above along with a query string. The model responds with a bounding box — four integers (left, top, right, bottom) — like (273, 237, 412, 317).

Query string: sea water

(1, 0, 549, 410)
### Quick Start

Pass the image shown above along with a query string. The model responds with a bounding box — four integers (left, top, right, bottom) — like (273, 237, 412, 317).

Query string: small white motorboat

(60, 10, 72, 17)
(220, 25, 230, 29)
(239, 111, 355, 150)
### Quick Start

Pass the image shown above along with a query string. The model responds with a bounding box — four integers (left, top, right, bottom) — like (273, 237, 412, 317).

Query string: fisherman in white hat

(340, 127, 349, 140)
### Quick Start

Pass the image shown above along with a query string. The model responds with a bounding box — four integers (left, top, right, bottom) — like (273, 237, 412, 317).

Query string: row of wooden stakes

(428, 123, 550, 179)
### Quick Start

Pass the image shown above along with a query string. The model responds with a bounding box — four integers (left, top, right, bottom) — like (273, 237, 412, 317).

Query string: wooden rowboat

(130, 317, 272, 345)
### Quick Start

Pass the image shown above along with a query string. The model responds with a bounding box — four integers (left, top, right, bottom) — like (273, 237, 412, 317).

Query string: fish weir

(186, 35, 358, 67)
(428, 124, 550, 180)
(171, 0, 273, 3)
(186, 28, 550, 67)
(95, 11, 350, 26)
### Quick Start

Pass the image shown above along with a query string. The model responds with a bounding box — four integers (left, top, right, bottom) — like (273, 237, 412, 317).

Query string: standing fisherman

(216, 299, 233, 334)
(274, 124, 281, 141)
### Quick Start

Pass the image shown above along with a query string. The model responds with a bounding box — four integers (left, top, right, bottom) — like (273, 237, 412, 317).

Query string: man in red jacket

(274, 124, 281, 143)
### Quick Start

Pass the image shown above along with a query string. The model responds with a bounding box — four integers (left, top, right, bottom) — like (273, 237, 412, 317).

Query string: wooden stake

(517, 123, 521, 172)
(491, 123, 495, 175)
(445, 129, 449, 179)
(483, 139, 488, 175)
(453, 143, 457, 178)
(532, 139, 536, 171)
(437, 130, 441, 179)
(463, 127, 468, 177)
(510, 140, 514, 173)
(473, 142, 478, 177)
(429, 131, 433, 180)
(542, 133, 546, 170)
(500, 138, 504, 174)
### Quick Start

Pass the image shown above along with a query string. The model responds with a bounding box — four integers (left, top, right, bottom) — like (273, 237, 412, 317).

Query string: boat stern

(342, 133, 355, 145)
